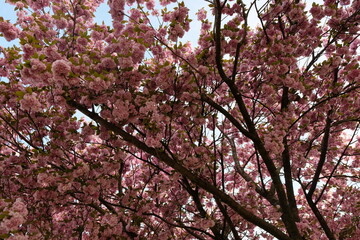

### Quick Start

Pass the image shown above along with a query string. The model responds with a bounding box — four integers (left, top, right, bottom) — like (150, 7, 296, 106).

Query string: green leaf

(0, 211, 10, 221)
(0, 233, 11, 238)
(25, 87, 33, 94)
(15, 91, 25, 99)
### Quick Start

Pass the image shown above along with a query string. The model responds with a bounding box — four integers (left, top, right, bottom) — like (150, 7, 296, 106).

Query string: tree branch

(66, 98, 293, 240)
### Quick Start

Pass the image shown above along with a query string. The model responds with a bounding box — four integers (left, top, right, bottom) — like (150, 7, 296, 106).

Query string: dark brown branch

(0, 114, 41, 151)
(215, 197, 242, 240)
(212, 2, 301, 237)
(254, 1, 270, 44)
(66, 98, 293, 240)
(145, 212, 213, 239)
(307, 113, 332, 197)
(281, 86, 299, 221)
(315, 123, 360, 204)
(231, 1, 249, 82)
(282, 138, 300, 222)
(221, 131, 278, 206)
(288, 85, 360, 131)
(303, 187, 336, 240)
(214, 0, 231, 82)
(201, 94, 253, 139)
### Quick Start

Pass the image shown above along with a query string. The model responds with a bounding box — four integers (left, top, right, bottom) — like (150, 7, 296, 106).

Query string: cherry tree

(0, 0, 359, 239)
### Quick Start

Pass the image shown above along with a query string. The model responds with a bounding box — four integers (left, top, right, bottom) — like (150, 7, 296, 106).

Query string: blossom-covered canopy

(0, 0, 359, 239)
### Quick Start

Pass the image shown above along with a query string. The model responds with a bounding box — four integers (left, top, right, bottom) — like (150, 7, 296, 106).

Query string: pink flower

(57, 183, 72, 194)
(170, 24, 185, 40)
(89, 77, 110, 93)
(3, 29, 18, 41)
(15, 2, 25, 8)
(1, 212, 25, 231)
(199, 219, 215, 228)
(176, 6, 189, 22)
(20, 93, 42, 112)
(340, 0, 350, 5)
(0, 21, 19, 41)
(197, 9, 207, 21)
(146, 0, 155, 10)
(52, 59, 71, 77)
(289, 8, 302, 21)
(324, 6, 335, 16)
(55, 18, 68, 29)
(77, 37, 88, 46)
(119, 57, 133, 68)
(310, 5, 324, 20)
(348, 69, 360, 79)
(30, 59, 46, 72)
(278, 64, 288, 74)
(131, 46, 145, 63)
(110, 0, 125, 11)
(101, 57, 117, 69)
(8, 234, 28, 240)
(102, 214, 118, 226)
(198, 65, 209, 75)
(11, 198, 28, 216)
(130, 8, 141, 20)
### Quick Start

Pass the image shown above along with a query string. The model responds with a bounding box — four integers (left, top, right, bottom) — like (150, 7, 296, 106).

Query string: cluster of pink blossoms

(19, 93, 42, 112)
(0, 198, 28, 239)
(0, 21, 19, 41)
(0, 0, 359, 239)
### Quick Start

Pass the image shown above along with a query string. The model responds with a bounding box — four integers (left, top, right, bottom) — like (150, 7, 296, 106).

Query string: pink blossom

(8, 234, 28, 240)
(0, 199, 7, 209)
(198, 65, 209, 75)
(0, 21, 19, 41)
(131, 46, 145, 63)
(100, 57, 117, 69)
(30, 59, 46, 72)
(119, 57, 133, 68)
(348, 69, 360, 79)
(163, 13, 171, 22)
(200, 219, 215, 228)
(0, 2, 359, 240)
(15, 2, 25, 8)
(160, 0, 176, 7)
(20, 93, 42, 112)
(170, 24, 185, 41)
(11, 198, 28, 216)
(111, 0, 125, 11)
(310, 5, 324, 20)
(102, 214, 118, 226)
(77, 37, 88, 46)
(130, 8, 141, 20)
(278, 64, 288, 74)
(201, 22, 212, 31)
(1, 212, 25, 231)
(324, 6, 335, 16)
(84, 185, 99, 196)
(113, 106, 129, 120)
(146, 0, 155, 10)
(176, 6, 189, 22)
(55, 18, 68, 29)
(89, 77, 111, 93)
(289, 8, 302, 21)
(3, 29, 18, 41)
(51, 59, 71, 77)
(57, 183, 72, 194)
(145, 135, 162, 148)
(197, 9, 207, 21)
